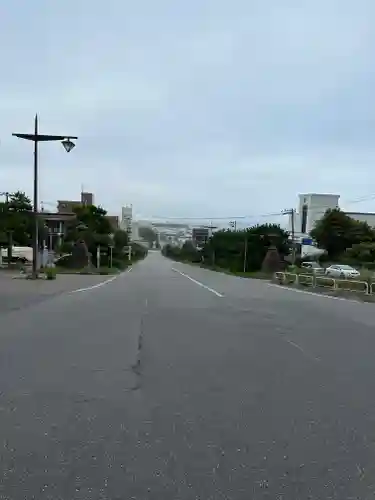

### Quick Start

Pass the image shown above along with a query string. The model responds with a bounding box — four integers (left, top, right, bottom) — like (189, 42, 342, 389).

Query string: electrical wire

(150, 193, 375, 223)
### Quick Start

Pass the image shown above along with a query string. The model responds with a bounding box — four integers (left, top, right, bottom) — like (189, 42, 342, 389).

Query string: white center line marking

(172, 267, 224, 297)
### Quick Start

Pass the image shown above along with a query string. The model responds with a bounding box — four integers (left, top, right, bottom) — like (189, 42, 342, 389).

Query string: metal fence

(274, 272, 370, 295)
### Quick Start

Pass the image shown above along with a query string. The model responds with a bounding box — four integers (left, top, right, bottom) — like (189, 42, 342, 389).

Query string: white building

(121, 205, 133, 240)
(345, 211, 375, 227)
(289, 193, 340, 241)
(288, 193, 375, 243)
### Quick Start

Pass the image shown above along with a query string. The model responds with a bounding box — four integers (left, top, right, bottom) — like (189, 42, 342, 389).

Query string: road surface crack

(131, 298, 148, 390)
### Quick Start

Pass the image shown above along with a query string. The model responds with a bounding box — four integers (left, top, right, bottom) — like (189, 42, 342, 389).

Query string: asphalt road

(0, 273, 119, 314)
(2, 253, 375, 499)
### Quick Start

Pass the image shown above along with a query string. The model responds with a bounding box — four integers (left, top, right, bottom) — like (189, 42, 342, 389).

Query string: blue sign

(302, 238, 313, 245)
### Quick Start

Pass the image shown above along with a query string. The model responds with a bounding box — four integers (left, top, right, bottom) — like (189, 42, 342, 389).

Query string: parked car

(325, 264, 360, 279)
(300, 261, 325, 274)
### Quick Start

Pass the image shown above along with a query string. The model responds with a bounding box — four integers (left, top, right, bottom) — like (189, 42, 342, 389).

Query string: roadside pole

(97, 245, 101, 269)
(282, 208, 296, 266)
(291, 208, 296, 265)
(109, 245, 113, 268)
(243, 235, 248, 273)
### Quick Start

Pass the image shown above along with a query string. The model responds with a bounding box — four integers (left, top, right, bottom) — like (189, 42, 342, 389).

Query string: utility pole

(203, 222, 217, 266)
(282, 208, 296, 265)
(243, 234, 248, 273)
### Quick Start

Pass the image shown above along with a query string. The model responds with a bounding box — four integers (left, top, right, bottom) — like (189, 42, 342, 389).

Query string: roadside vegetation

(162, 223, 290, 278)
(163, 208, 375, 287)
(0, 191, 148, 277)
(310, 208, 375, 270)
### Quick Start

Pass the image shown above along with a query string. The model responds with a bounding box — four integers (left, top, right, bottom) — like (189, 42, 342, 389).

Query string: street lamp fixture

(12, 115, 78, 278)
(61, 138, 76, 153)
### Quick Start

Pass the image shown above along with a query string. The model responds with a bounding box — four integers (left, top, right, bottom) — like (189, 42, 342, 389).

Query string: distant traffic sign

(301, 238, 313, 245)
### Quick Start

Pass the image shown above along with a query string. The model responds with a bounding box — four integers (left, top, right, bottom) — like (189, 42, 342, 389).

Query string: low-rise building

(42, 191, 119, 249)
(57, 191, 94, 213)
(39, 211, 76, 250)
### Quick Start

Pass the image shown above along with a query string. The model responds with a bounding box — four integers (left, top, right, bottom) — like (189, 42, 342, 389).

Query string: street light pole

(243, 234, 248, 273)
(13, 115, 77, 278)
(33, 116, 39, 277)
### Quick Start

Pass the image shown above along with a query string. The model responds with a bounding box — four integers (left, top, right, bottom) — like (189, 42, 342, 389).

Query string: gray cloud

(1, 0, 374, 222)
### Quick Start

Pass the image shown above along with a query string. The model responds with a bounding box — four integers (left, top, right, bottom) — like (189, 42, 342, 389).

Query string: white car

(325, 264, 360, 279)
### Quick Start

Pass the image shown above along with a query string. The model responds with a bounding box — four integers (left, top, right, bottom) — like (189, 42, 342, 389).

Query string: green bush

(111, 257, 129, 270)
(45, 267, 57, 280)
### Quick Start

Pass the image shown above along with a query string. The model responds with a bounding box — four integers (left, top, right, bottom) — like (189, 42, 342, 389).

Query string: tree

(310, 209, 375, 259)
(131, 242, 148, 261)
(161, 241, 201, 262)
(113, 229, 129, 250)
(0, 192, 35, 262)
(139, 226, 157, 246)
(64, 204, 113, 267)
(201, 223, 289, 272)
(164, 223, 289, 273)
(109, 229, 130, 269)
(346, 242, 375, 264)
(7, 191, 33, 247)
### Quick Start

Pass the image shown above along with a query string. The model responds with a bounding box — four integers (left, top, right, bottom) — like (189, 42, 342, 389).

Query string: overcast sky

(1, 0, 374, 224)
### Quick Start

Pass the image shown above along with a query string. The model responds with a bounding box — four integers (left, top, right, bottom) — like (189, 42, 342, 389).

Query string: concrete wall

(346, 212, 375, 227)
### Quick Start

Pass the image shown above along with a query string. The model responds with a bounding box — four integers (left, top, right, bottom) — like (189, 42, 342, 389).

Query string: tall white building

(288, 192, 375, 241)
(290, 193, 340, 239)
(121, 205, 133, 240)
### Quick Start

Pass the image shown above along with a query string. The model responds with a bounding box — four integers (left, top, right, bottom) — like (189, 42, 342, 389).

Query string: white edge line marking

(267, 283, 361, 303)
(172, 267, 224, 297)
(70, 267, 133, 294)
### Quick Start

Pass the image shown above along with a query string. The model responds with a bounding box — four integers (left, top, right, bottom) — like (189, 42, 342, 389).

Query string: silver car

(325, 264, 360, 279)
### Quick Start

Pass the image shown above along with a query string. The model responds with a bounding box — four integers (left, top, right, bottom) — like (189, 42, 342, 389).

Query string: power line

(149, 193, 375, 224)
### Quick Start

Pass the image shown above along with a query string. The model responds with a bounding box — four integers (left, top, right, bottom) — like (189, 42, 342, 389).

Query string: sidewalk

(0, 272, 119, 314)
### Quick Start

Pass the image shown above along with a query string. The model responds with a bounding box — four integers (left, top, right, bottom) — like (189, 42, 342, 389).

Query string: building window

(301, 204, 308, 234)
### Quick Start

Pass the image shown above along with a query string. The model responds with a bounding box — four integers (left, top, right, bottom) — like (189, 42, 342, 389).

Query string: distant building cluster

(40, 190, 121, 250)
